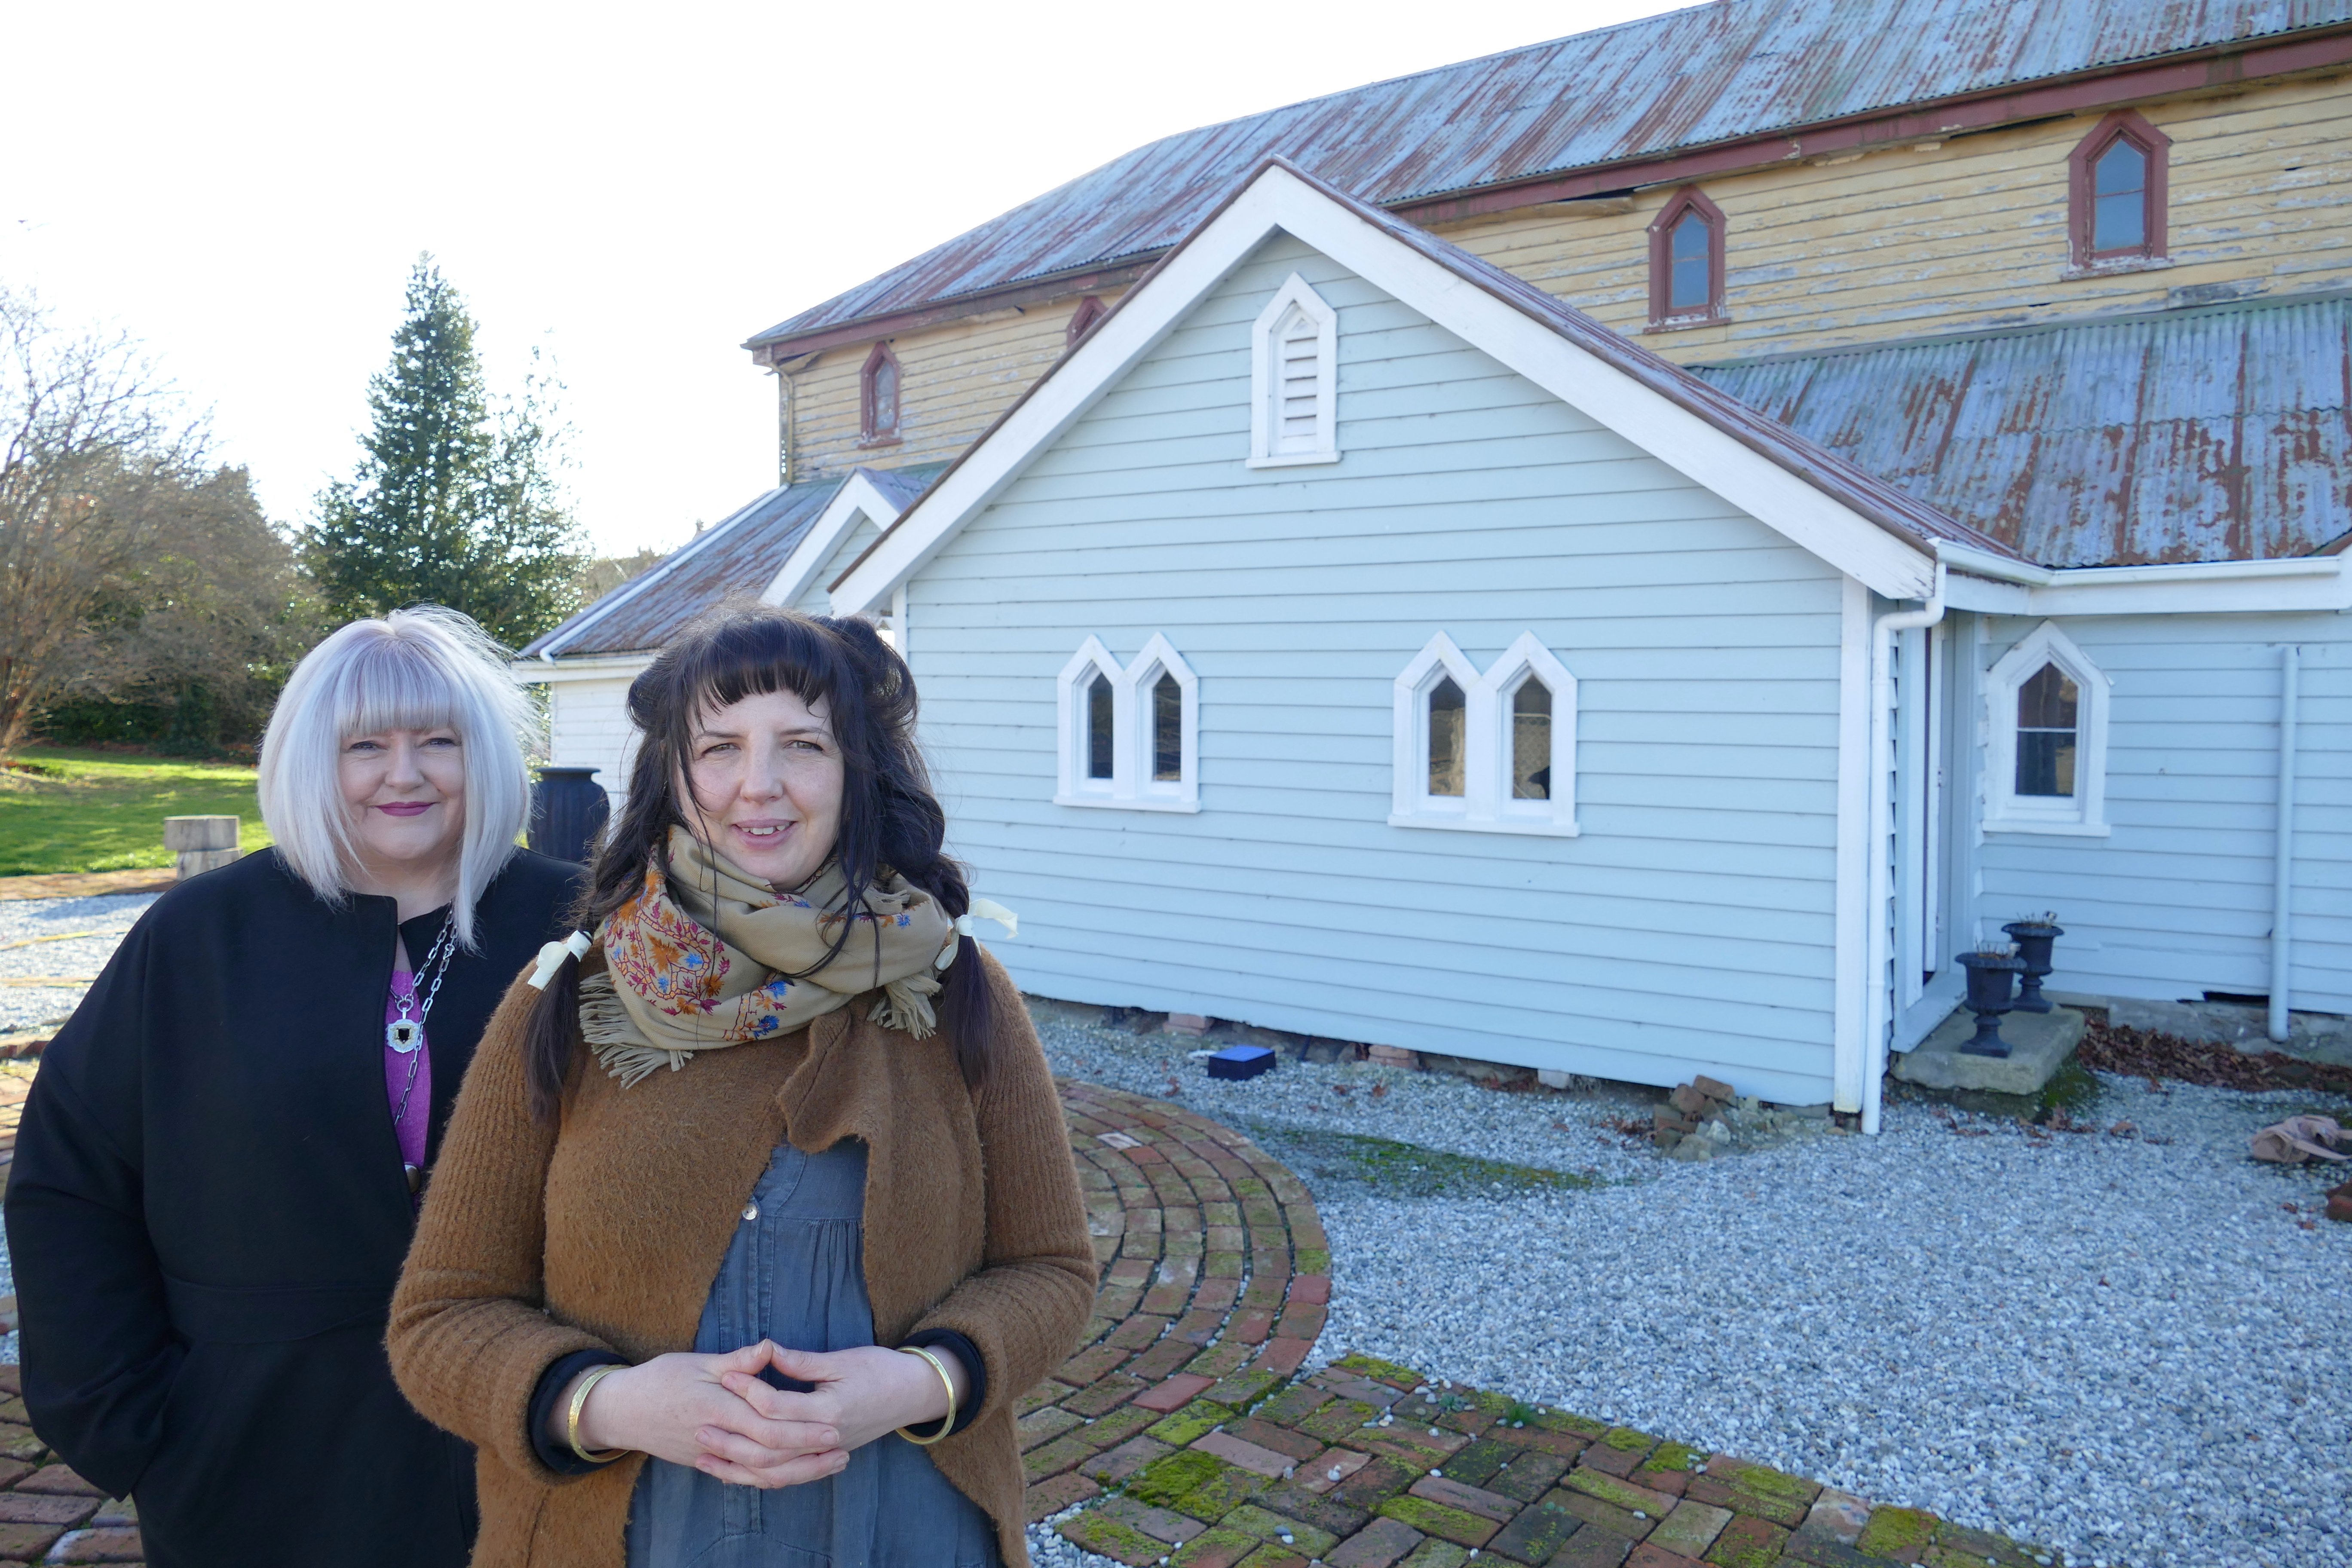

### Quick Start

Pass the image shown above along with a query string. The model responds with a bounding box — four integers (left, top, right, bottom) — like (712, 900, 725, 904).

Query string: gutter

(1937, 541, 2345, 587)
(1864, 564, 1946, 1136)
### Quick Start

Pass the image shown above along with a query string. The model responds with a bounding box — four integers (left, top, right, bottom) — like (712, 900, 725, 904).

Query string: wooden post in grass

(164, 816, 241, 880)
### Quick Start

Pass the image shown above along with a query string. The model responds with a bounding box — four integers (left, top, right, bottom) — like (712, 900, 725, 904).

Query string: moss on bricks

(1334, 1354, 1424, 1389)
(1221, 1503, 1339, 1557)
(1642, 1440, 1700, 1474)
(1857, 1507, 1938, 1560)
(1375, 1496, 1498, 1547)
(1059, 1514, 1167, 1567)
(1130, 1450, 1228, 1511)
(1396, 1542, 1470, 1568)
(1599, 1427, 1657, 1455)
(1147, 1401, 1237, 1447)
(1170, 1526, 1259, 1568)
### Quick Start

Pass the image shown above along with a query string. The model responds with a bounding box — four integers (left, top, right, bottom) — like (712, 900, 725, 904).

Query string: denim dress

(625, 1140, 1001, 1568)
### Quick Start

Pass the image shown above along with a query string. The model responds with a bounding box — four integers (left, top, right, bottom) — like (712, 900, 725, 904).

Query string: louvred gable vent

(1277, 306, 1321, 452)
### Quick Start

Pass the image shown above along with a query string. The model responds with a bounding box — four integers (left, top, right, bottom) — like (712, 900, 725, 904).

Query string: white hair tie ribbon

(527, 930, 594, 989)
(935, 898, 1018, 971)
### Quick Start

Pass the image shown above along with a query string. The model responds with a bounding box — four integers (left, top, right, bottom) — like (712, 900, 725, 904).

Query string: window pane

(1511, 679, 1551, 800)
(1427, 677, 1466, 798)
(1152, 673, 1182, 782)
(1669, 211, 1710, 310)
(1087, 672, 1114, 780)
(2092, 141, 2146, 252)
(2094, 139, 2145, 197)
(2017, 664, 2078, 729)
(2014, 663, 2079, 797)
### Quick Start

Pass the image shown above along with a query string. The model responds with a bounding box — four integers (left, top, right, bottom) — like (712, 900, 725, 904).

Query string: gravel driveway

(0, 893, 159, 1033)
(1032, 1016, 2351, 1568)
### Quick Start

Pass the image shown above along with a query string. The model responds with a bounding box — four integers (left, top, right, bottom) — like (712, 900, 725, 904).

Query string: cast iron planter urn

(2000, 919, 2064, 1013)
(529, 766, 610, 864)
(1955, 948, 2027, 1057)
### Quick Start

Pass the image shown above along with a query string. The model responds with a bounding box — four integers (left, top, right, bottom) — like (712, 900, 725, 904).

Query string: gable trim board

(829, 159, 1995, 619)
(762, 469, 908, 608)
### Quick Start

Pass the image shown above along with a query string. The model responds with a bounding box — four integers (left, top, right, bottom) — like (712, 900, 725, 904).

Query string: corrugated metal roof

(523, 466, 953, 659)
(749, 0, 2350, 348)
(1696, 291, 2352, 566)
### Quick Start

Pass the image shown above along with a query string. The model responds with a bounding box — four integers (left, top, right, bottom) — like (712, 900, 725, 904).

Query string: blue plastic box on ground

(1207, 1044, 1275, 1081)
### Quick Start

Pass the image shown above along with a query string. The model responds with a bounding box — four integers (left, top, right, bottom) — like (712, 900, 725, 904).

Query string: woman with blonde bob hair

(6, 606, 583, 1568)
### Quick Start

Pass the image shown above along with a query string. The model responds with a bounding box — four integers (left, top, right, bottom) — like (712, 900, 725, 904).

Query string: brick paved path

(1052, 1354, 2055, 1568)
(0, 1078, 2046, 1567)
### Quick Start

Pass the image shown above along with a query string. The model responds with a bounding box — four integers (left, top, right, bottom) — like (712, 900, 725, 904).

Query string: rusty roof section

(747, 0, 2352, 352)
(1696, 290, 2352, 566)
(522, 467, 954, 659)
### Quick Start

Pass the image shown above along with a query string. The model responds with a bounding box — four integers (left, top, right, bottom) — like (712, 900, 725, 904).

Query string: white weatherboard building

(524, 163, 2350, 1126)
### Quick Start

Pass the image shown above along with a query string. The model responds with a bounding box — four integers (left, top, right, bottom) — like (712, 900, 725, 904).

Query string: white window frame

(1984, 620, 2110, 837)
(1122, 633, 1200, 810)
(1054, 637, 1123, 805)
(1389, 632, 1579, 837)
(1054, 635, 1201, 813)
(1246, 273, 1339, 469)
(1479, 632, 1580, 835)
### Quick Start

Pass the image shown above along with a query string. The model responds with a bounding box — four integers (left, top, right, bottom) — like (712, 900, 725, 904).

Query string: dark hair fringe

(522, 604, 991, 1122)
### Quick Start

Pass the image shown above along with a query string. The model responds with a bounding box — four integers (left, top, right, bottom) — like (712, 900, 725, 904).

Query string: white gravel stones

(0, 892, 158, 1032)
(1031, 1016, 1663, 1182)
(1311, 1078, 2351, 1568)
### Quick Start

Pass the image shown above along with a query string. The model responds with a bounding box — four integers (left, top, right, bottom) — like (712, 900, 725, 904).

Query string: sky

(4, 0, 1688, 559)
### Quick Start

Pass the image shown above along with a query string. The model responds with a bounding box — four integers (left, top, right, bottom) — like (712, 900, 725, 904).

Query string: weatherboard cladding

(1697, 291, 2352, 566)
(747, 0, 2352, 347)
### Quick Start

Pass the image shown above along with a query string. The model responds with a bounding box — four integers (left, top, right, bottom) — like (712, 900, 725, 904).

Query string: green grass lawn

(0, 746, 273, 876)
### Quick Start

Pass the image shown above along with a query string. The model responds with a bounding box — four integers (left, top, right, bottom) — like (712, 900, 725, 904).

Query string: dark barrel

(528, 766, 610, 863)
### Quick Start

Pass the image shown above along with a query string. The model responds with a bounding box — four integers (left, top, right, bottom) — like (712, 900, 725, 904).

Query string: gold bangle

(567, 1363, 630, 1464)
(895, 1345, 958, 1446)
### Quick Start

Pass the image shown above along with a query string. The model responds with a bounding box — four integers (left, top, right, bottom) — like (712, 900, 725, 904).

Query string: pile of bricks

(1055, 1354, 2052, 1568)
(1651, 1077, 1736, 1152)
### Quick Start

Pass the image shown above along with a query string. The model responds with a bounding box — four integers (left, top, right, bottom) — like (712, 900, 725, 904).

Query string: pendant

(404, 1163, 423, 1194)
(388, 1018, 423, 1054)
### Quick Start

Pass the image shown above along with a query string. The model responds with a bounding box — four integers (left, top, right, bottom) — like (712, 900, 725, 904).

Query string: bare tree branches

(0, 287, 300, 755)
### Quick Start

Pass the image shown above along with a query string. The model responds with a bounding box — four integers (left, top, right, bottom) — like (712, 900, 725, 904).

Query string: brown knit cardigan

(386, 949, 1096, 1568)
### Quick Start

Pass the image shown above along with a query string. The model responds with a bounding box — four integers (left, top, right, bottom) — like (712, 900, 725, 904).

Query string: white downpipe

(1863, 564, 1946, 1135)
(2269, 645, 2301, 1043)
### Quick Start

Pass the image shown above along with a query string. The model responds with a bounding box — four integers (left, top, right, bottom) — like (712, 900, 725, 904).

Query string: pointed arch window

(2068, 110, 2169, 270)
(1247, 273, 1338, 468)
(1647, 187, 1726, 328)
(1392, 633, 1578, 836)
(1986, 622, 2111, 836)
(1067, 294, 1109, 346)
(860, 342, 901, 445)
(1055, 634, 1199, 812)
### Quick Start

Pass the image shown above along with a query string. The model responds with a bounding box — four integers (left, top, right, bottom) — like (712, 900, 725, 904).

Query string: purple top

(383, 969, 432, 1173)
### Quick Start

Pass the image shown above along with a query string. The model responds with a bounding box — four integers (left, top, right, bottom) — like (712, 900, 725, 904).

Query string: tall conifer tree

(307, 257, 583, 645)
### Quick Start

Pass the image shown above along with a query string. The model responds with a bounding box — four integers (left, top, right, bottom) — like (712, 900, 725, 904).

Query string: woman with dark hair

(387, 606, 1096, 1568)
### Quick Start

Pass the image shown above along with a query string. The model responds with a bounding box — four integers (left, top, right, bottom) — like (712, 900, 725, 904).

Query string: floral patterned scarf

(581, 826, 959, 1087)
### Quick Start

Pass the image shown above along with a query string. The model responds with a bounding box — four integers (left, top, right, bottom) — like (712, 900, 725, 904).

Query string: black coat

(3, 848, 582, 1568)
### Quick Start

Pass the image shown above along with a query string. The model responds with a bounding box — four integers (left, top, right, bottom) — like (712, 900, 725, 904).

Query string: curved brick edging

(1024, 1081, 1331, 1521)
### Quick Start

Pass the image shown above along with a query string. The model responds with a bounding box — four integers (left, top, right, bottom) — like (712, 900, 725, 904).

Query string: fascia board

(835, 167, 1937, 610)
(508, 653, 654, 683)
(1946, 558, 2349, 616)
(1265, 176, 1935, 600)
(766, 472, 900, 606)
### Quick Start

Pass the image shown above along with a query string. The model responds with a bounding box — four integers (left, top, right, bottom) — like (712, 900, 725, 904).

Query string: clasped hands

(556, 1341, 967, 1488)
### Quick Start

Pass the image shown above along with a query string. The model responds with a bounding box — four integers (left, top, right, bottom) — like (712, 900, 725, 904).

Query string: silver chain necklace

(389, 915, 458, 1130)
